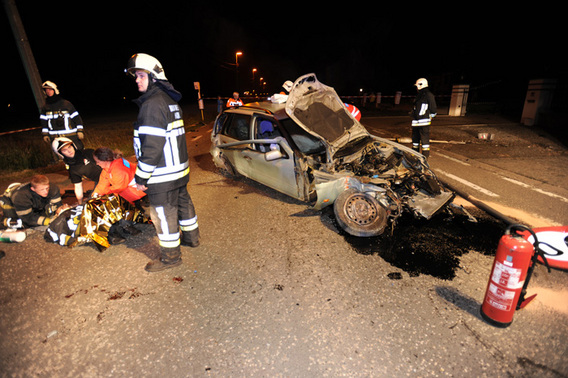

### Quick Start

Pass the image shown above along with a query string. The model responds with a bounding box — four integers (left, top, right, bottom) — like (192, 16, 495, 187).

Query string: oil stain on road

(335, 207, 507, 280)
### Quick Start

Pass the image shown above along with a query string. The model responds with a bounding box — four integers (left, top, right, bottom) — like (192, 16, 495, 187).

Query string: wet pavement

(1, 112, 567, 377)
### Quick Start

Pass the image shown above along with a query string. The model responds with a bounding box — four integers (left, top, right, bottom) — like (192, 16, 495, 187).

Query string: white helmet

(52, 137, 75, 158)
(125, 53, 167, 81)
(282, 80, 294, 92)
(415, 78, 428, 90)
(42, 81, 60, 95)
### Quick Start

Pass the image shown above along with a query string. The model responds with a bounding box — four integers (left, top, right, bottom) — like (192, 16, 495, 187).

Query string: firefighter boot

(181, 228, 200, 248)
(144, 246, 182, 272)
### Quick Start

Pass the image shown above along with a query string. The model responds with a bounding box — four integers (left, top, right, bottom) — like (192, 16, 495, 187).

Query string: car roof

(229, 101, 289, 121)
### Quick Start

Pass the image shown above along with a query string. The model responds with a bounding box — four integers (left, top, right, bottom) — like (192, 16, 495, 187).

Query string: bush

(0, 134, 53, 172)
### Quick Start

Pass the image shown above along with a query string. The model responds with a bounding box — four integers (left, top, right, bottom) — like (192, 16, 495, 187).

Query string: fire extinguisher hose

(506, 224, 551, 272)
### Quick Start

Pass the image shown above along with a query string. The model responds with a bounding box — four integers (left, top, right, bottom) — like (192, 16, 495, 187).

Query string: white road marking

(435, 151, 568, 203)
(501, 177, 568, 203)
(436, 169, 500, 197)
(435, 152, 470, 166)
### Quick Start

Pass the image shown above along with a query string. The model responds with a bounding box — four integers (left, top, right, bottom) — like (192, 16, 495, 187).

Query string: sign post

(194, 81, 204, 121)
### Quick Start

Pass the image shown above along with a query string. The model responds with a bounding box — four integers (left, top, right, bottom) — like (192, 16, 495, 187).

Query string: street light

(235, 51, 243, 91)
(252, 68, 257, 95)
(260, 79, 266, 94)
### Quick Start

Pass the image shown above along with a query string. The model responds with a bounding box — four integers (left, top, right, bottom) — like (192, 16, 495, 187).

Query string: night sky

(3, 1, 563, 126)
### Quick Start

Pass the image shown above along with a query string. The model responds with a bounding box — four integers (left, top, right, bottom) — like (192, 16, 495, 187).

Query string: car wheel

(333, 189, 387, 237)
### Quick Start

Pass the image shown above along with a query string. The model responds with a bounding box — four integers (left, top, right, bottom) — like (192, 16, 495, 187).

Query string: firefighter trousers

(147, 186, 199, 261)
(411, 125, 430, 158)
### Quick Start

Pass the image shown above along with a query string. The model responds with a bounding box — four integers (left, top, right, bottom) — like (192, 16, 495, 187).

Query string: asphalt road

(0, 113, 567, 377)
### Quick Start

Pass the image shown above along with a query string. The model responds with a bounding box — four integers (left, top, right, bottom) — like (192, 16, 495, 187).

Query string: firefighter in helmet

(52, 137, 102, 204)
(125, 53, 200, 272)
(40, 81, 85, 151)
(410, 78, 437, 159)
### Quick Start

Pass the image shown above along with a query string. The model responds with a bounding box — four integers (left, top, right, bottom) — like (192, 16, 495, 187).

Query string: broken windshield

(280, 118, 325, 156)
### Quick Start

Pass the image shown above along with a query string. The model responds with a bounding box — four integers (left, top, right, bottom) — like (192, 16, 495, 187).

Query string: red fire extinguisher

(480, 224, 550, 328)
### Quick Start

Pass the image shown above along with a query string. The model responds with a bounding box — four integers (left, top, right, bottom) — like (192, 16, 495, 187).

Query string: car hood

(285, 73, 370, 160)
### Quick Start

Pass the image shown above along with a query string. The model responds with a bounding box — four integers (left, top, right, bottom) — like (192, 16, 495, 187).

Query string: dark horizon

(4, 2, 564, 128)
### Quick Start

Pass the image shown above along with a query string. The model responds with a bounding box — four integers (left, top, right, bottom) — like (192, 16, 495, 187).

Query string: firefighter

(52, 137, 102, 204)
(411, 78, 437, 159)
(40, 81, 85, 150)
(125, 53, 200, 272)
(1, 175, 68, 228)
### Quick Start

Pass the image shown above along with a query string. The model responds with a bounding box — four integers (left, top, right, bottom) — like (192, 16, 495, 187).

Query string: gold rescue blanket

(45, 195, 148, 250)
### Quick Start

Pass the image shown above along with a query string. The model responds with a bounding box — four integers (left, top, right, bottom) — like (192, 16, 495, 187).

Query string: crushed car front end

(285, 74, 455, 237)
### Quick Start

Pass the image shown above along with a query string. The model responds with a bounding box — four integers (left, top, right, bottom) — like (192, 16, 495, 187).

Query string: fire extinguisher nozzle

(517, 293, 538, 310)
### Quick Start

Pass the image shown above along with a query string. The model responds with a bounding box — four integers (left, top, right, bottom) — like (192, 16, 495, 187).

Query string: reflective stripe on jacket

(40, 97, 84, 136)
(411, 88, 437, 127)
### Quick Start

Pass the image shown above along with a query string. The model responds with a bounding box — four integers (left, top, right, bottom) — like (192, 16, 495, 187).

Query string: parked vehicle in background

(210, 74, 454, 237)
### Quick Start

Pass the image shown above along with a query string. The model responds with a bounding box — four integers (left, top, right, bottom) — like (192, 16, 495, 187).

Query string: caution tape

(0, 126, 41, 136)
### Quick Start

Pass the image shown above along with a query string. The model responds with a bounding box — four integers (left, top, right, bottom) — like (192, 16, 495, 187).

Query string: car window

(254, 117, 281, 152)
(281, 118, 326, 155)
(213, 113, 227, 135)
(223, 113, 250, 140)
(255, 118, 280, 139)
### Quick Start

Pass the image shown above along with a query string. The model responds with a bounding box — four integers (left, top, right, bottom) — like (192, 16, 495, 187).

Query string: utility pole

(4, 0, 44, 112)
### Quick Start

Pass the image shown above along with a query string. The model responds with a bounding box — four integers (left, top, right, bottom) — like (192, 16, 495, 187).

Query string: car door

(217, 112, 253, 175)
(240, 116, 300, 199)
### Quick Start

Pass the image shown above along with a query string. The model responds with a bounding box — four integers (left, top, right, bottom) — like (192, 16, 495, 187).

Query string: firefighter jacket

(63, 148, 102, 186)
(8, 183, 63, 227)
(133, 81, 190, 195)
(40, 95, 84, 137)
(411, 88, 437, 127)
(93, 158, 146, 204)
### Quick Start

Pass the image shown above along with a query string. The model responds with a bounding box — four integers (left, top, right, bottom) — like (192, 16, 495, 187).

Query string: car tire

(333, 189, 387, 237)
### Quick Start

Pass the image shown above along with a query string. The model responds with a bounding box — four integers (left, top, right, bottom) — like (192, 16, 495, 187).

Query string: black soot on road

(334, 207, 506, 280)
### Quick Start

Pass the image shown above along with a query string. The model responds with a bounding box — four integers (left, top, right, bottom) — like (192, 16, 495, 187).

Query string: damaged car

(210, 73, 454, 237)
